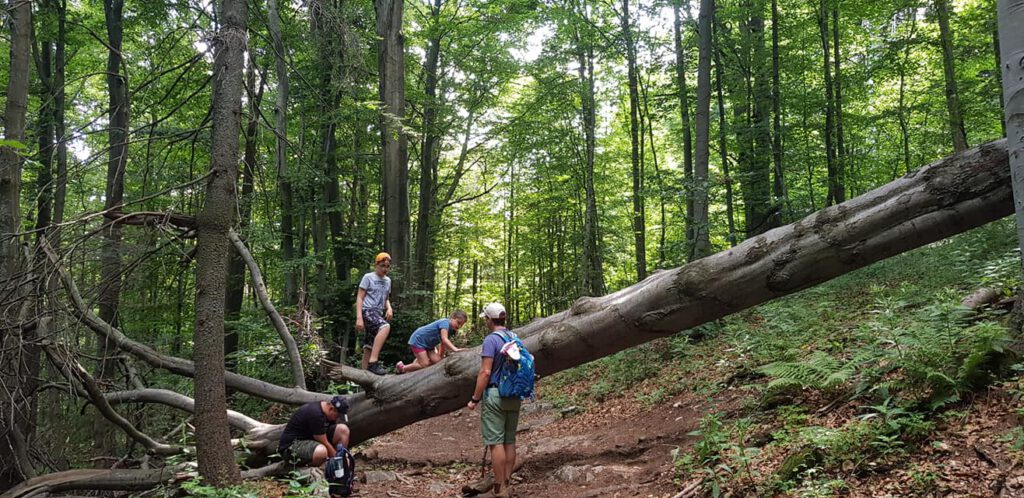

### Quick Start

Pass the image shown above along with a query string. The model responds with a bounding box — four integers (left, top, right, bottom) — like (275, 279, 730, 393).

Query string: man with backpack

(467, 302, 534, 498)
(279, 395, 351, 467)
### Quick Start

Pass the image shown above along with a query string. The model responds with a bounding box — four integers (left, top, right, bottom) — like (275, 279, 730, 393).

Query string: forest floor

(261, 219, 1024, 498)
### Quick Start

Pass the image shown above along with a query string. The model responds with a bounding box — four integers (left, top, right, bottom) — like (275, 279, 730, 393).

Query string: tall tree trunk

(897, 10, 916, 178)
(375, 0, 410, 295)
(770, 0, 786, 219)
(641, 75, 666, 266)
(621, 0, 646, 281)
(268, 0, 297, 305)
(818, 0, 839, 206)
(97, 0, 129, 459)
(934, 0, 969, 152)
(35, 35, 55, 238)
(193, 0, 246, 485)
(674, 0, 696, 254)
(0, 0, 34, 488)
(53, 0, 67, 235)
(576, 2, 604, 296)
(691, 0, 714, 260)
(832, 2, 847, 202)
(996, 0, 1024, 327)
(225, 57, 262, 371)
(714, 24, 737, 248)
(414, 0, 443, 310)
(746, 0, 777, 235)
(992, 0, 1005, 137)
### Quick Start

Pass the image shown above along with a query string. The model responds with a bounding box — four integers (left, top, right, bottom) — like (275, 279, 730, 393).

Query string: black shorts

(361, 309, 390, 349)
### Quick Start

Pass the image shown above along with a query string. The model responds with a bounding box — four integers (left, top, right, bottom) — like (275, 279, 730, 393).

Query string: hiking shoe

(368, 362, 387, 376)
(396, 361, 405, 374)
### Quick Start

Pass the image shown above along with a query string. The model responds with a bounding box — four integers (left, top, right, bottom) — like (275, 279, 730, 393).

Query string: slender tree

(576, 0, 604, 296)
(770, 0, 786, 219)
(193, 0, 247, 484)
(746, 0, 777, 235)
(934, 0, 969, 152)
(268, 0, 297, 304)
(832, 1, 847, 200)
(818, 0, 841, 206)
(97, 0, 129, 458)
(674, 0, 696, 252)
(413, 0, 444, 309)
(692, 0, 714, 260)
(621, 0, 646, 280)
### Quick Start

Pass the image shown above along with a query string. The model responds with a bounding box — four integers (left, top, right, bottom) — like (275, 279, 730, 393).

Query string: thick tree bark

(691, 0, 714, 260)
(376, 0, 410, 291)
(1, 0, 33, 489)
(997, 0, 1024, 323)
(674, 0, 696, 255)
(193, 0, 247, 485)
(325, 139, 1013, 446)
(98, 0, 129, 458)
(934, 0, 969, 152)
(622, 0, 647, 281)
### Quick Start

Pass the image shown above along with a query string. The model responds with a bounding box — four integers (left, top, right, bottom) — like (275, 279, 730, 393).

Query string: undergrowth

(542, 218, 1023, 496)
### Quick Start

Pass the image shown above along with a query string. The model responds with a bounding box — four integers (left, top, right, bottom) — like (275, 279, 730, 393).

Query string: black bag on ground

(324, 444, 355, 497)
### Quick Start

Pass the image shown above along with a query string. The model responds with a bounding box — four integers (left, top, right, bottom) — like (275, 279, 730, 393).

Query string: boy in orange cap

(356, 252, 393, 375)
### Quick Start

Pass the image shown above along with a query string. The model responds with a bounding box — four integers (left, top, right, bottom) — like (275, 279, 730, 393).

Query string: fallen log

(327, 139, 1013, 446)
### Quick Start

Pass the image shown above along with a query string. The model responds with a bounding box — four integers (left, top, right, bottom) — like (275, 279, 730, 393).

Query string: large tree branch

(43, 343, 182, 456)
(104, 388, 268, 432)
(228, 229, 305, 389)
(327, 139, 1013, 446)
(40, 239, 326, 405)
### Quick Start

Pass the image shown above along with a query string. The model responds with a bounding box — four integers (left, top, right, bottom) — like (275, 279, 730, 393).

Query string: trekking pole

(480, 445, 489, 478)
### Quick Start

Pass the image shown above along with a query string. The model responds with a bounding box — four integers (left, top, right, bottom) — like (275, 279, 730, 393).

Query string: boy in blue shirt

(396, 310, 468, 374)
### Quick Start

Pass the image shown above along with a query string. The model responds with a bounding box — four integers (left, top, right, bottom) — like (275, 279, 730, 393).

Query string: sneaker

(396, 361, 405, 374)
(368, 362, 387, 376)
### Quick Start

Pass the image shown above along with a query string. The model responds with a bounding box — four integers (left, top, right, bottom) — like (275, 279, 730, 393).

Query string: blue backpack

(493, 330, 536, 401)
(324, 444, 355, 497)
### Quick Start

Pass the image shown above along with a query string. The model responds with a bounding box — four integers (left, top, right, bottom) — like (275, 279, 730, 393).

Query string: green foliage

(673, 415, 762, 496)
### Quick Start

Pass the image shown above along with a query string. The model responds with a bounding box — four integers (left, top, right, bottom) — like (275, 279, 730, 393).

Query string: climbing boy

(356, 252, 393, 375)
(396, 310, 468, 374)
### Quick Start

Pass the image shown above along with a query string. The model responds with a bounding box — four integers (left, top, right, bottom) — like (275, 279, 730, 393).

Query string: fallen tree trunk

(326, 139, 1012, 446)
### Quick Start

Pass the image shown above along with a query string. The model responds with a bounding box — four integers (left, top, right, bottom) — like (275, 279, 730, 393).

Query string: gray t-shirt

(359, 272, 391, 313)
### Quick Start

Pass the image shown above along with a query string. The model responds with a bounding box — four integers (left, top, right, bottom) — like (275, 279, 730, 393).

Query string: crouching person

(279, 395, 351, 466)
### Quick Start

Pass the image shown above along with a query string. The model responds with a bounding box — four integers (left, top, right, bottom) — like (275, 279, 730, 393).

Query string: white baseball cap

(480, 302, 507, 319)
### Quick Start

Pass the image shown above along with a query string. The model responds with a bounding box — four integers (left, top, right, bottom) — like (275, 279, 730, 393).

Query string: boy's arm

(355, 288, 366, 330)
(440, 328, 460, 353)
(385, 297, 393, 321)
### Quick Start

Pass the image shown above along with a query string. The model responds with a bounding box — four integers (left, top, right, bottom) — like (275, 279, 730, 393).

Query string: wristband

(470, 396, 481, 403)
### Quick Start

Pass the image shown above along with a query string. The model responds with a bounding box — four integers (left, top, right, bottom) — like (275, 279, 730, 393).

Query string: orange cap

(375, 252, 392, 264)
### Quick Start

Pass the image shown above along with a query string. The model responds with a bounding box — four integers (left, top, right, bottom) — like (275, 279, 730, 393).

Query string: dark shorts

(282, 424, 344, 464)
(361, 309, 390, 349)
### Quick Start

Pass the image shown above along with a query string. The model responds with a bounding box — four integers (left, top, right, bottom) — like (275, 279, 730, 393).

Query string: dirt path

(352, 389, 747, 497)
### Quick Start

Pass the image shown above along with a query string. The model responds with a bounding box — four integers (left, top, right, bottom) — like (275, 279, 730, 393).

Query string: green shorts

(481, 387, 522, 446)
(284, 439, 322, 464)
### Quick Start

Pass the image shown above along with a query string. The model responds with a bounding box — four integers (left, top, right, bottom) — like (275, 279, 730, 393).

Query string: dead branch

(0, 467, 189, 498)
(43, 343, 182, 456)
(103, 209, 197, 231)
(104, 388, 268, 432)
(40, 238, 326, 405)
(228, 229, 306, 389)
(321, 360, 381, 391)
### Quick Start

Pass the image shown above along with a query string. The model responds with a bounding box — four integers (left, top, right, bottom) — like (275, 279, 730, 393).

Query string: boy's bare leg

(361, 347, 371, 370)
(368, 324, 391, 364)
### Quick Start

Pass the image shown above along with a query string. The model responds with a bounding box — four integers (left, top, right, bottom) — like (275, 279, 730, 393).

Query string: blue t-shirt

(481, 329, 512, 386)
(408, 318, 452, 350)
